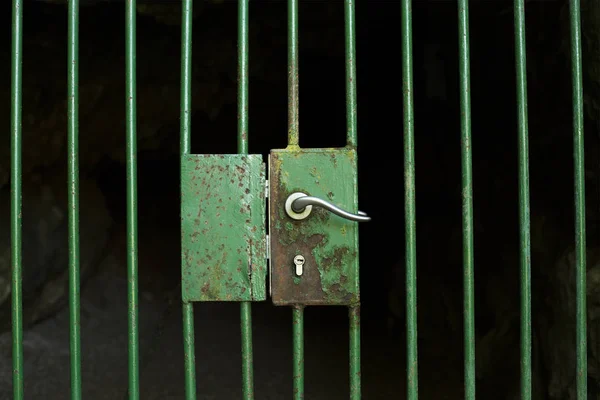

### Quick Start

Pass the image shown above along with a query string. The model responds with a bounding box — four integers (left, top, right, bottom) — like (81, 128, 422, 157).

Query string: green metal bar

(292, 306, 304, 400)
(180, 0, 193, 156)
(181, 1, 196, 399)
(344, 0, 358, 148)
(182, 303, 197, 400)
(569, 1, 587, 398)
(10, 0, 24, 398)
(287, 0, 299, 147)
(514, 1, 532, 399)
(240, 304, 254, 399)
(457, 1, 476, 398)
(125, 0, 140, 398)
(288, 1, 302, 393)
(67, 0, 82, 398)
(345, 1, 361, 398)
(287, 1, 303, 393)
(401, 0, 418, 399)
(238, 0, 250, 155)
(237, 1, 255, 398)
(349, 305, 361, 400)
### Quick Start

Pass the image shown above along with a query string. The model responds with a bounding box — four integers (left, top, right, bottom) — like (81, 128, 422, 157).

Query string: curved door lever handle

(285, 192, 371, 222)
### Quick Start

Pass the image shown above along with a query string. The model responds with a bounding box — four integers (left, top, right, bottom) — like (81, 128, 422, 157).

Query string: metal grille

(8, 0, 589, 399)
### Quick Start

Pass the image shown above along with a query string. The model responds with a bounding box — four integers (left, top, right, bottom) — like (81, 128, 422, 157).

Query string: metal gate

(8, 0, 590, 399)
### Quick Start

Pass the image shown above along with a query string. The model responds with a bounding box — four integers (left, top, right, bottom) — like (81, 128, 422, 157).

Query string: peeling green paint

(269, 147, 360, 306)
(181, 154, 267, 302)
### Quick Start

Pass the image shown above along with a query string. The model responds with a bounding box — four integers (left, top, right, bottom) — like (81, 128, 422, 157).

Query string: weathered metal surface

(570, 1, 588, 397)
(269, 147, 359, 306)
(292, 305, 304, 399)
(181, 154, 267, 302)
(401, 1, 418, 398)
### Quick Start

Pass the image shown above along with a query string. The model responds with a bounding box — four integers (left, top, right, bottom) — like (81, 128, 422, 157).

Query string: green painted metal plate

(181, 154, 267, 302)
(268, 147, 360, 306)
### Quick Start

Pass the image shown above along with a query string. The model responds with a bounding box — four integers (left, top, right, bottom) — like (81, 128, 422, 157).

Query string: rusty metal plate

(268, 147, 360, 306)
(181, 154, 267, 302)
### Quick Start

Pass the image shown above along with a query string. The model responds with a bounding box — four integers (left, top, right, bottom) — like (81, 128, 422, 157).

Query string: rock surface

(0, 168, 112, 333)
(0, 224, 467, 400)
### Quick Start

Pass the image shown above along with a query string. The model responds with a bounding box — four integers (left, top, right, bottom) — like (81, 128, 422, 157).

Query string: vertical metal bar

(240, 304, 254, 399)
(125, 1, 140, 398)
(344, 1, 361, 398)
(292, 306, 304, 400)
(349, 305, 361, 400)
(182, 303, 197, 400)
(457, 1, 476, 398)
(287, 0, 299, 147)
(180, 0, 193, 156)
(287, 0, 303, 394)
(181, 1, 196, 399)
(10, 1, 24, 398)
(237, 1, 255, 398)
(569, 1, 587, 398)
(238, 0, 250, 156)
(401, 0, 418, 399)
(344, 0, 358, 148)
(514, 1, 532, 399)
(67, 0, 83, 398)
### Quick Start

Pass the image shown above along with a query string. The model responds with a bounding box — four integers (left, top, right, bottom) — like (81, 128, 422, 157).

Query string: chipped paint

(181, 154, 267, 302)
(269, 147, 360, 306)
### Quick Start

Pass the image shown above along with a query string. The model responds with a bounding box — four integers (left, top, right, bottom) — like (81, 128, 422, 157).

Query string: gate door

(179, 1, 369, 399)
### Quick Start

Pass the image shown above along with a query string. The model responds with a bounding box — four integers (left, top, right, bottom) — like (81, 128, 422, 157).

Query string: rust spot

(201, 283, 210, 294)
(321, 247, 351, 271)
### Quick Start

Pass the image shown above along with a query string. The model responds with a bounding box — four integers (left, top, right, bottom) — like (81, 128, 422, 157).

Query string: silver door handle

(285, 192, 371, 222)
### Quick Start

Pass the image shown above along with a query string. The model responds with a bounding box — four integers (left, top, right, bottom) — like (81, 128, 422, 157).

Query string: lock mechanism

(285, 192, 370, 222)
(293, 255, 305, 276)
(268, 147, 370, 306)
